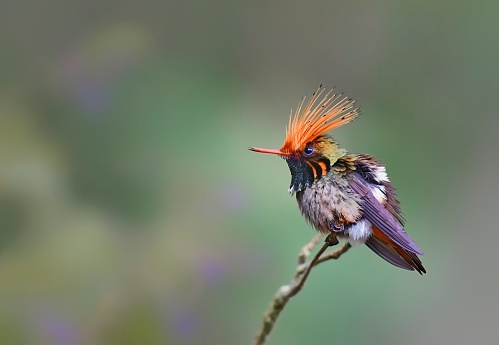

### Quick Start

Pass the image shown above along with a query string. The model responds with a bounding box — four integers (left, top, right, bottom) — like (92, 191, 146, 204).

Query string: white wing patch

(364, 164, 388, 203)
(373, 166, 389, 183)
(369, 184, 386, 204)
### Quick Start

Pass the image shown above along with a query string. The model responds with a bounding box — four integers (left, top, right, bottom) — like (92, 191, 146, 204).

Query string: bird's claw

(325, 233, 339, 247)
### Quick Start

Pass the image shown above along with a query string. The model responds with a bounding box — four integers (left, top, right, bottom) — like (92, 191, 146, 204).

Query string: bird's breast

(296, 173, 363, 234)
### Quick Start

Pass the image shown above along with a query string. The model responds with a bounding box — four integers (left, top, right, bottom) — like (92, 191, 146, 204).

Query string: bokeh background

(1, 1, 498, 344)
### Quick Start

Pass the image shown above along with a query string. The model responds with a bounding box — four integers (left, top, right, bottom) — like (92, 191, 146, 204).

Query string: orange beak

(248, 147, 290, 156)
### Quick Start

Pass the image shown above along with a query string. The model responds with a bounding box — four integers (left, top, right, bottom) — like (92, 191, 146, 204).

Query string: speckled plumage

(296, 153, 395, 241)
(296, 162, 363, 234)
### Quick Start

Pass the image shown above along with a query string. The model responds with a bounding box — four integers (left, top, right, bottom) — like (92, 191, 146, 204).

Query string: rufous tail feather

(366, 226, 426, 274)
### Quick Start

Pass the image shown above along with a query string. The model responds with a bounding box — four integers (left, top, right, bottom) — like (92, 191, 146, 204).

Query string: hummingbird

(250, 85, 425, 274)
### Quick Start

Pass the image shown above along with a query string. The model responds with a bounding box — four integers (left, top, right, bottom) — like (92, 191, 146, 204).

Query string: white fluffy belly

(345, 219, 372, 246)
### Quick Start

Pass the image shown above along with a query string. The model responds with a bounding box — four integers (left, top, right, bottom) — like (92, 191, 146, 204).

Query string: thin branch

(289, 242, 329, 298)
(314, 242, 351, 267)
(253, 235, 351, 345)
(297, 233, 323, 265)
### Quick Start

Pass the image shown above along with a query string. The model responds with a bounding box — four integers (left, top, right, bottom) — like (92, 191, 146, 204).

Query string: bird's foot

(331, 220, 345, 233)
(325, 233, 339, 247)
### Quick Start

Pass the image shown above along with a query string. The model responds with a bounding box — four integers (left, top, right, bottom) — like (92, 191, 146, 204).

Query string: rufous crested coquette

(250, 85, 425, 274)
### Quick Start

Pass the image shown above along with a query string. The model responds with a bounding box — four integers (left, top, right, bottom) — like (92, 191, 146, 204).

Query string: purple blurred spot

(199, 256, 227, 286)
(170, 304, 198, 339)
(38, 314, 80, 345)
(76, 83, 110, 114)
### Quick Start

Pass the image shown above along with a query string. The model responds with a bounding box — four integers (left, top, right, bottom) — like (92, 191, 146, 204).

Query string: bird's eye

(303, 146, 314, 156)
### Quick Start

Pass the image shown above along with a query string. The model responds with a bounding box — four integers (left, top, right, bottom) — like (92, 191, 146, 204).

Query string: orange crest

(280, 85, 360, 153)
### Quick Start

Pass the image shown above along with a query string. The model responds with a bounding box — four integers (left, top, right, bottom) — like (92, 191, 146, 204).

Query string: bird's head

(250, 85, 360, 193)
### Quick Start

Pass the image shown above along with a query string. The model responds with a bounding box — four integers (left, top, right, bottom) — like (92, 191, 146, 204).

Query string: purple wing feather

(349, 174, 423, 255)
(365, 236, 415, 271)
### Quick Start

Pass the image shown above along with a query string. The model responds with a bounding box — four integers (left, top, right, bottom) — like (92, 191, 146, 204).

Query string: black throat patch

(286, 156, 330, 193)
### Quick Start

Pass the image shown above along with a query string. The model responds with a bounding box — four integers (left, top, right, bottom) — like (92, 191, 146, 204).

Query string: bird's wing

(349, 173, 423, 255)
(364, 233, 415, 270)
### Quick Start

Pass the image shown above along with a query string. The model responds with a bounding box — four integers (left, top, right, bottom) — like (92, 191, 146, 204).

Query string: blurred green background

(1, 1, 498, 344)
